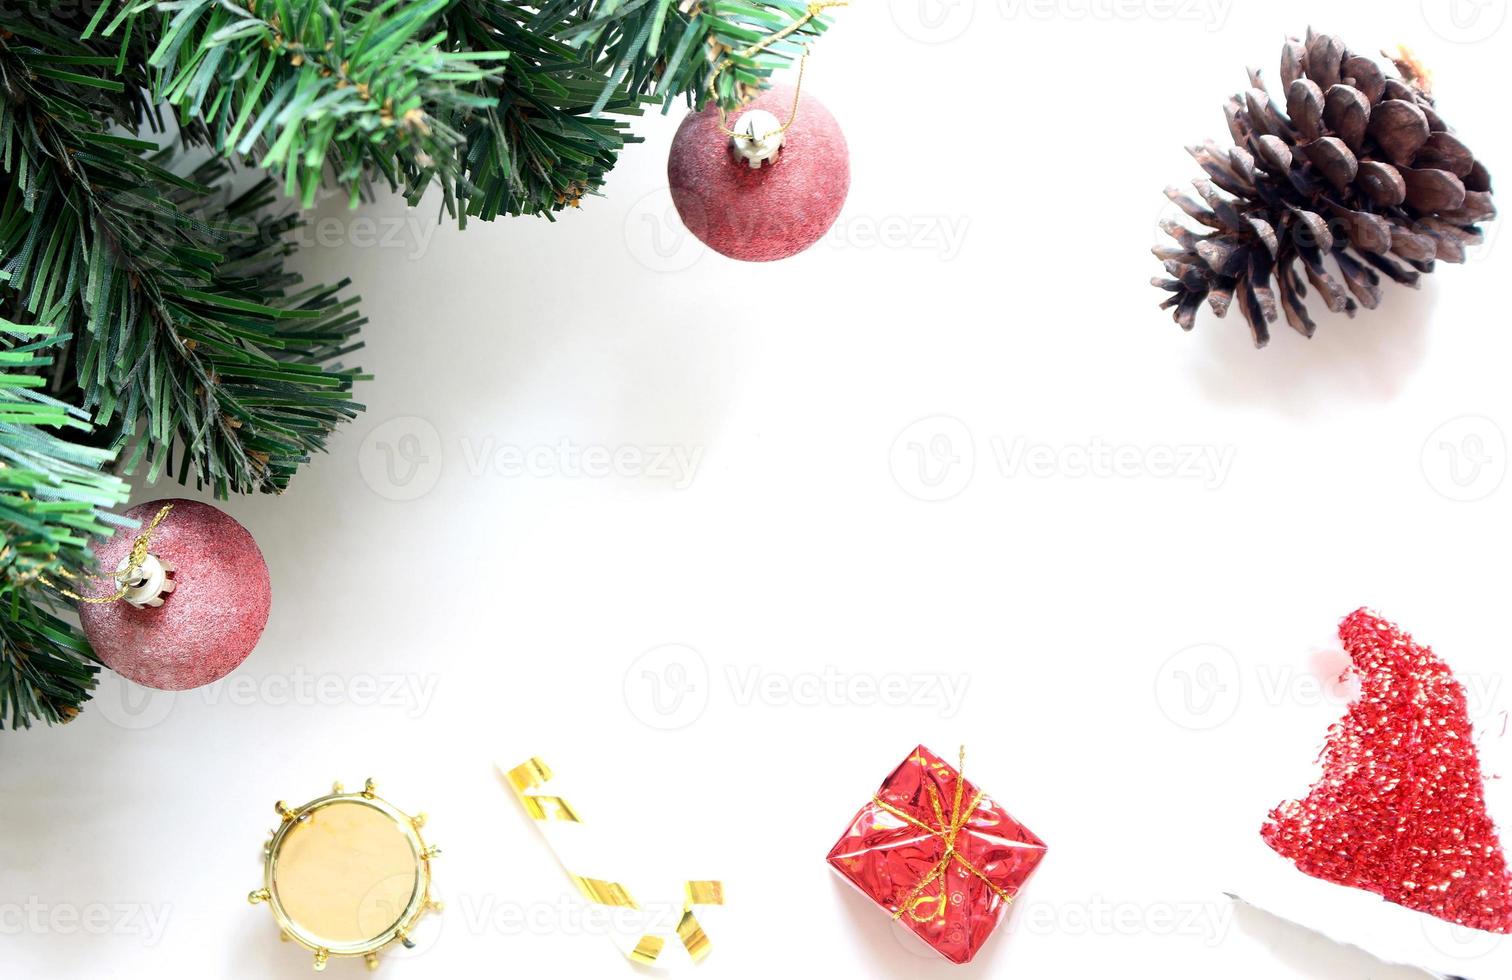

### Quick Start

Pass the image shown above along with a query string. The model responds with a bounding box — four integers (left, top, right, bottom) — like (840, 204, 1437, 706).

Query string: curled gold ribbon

(505, 757, 723, 964)
(869, 747, 1016, 923)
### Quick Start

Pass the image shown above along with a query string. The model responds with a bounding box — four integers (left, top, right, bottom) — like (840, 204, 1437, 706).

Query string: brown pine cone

(1153, 30, 1495, 347)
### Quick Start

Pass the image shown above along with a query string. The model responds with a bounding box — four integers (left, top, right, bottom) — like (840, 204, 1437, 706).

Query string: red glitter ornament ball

(78, 499, 271, 691)
(667, 85, 849, 262)
(1263, 608, 1512, 934)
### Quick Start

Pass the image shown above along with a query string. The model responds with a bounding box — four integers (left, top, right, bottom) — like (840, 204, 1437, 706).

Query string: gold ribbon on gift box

(505, 757, 723, 965)
(869, 747, 1017, 923)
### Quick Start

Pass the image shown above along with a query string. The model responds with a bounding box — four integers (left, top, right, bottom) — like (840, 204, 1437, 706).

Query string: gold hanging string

(710, 1, 848, 142)
(53, 504, 174, 604)
(868, 747, 1018, 922)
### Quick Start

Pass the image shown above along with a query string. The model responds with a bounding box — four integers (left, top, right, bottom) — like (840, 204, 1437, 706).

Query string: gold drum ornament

(248, 780, 440, 971)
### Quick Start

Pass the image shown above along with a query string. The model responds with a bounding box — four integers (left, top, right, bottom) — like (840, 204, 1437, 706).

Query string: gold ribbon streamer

(709, 1, 848, 142)
(869, 747, 1017, 922)
(504, 757, 723, 964)
(52, 504, 174, 603)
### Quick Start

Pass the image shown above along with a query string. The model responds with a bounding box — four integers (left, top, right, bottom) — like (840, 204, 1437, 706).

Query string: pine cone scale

(1404, 168, 1465, 212)
(1369, 100, 1430, 166)
(1418, 132, 1474, 176)
(1323, 85, 1369, 149)
(1357, 161, 1406, 206)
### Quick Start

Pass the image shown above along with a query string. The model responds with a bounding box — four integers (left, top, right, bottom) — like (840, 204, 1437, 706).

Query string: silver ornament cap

(729, 109, 784, 169)
(115, 552, 176, 609)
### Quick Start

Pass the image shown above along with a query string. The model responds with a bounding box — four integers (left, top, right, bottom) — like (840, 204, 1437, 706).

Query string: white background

(4, 2, 1512, 977)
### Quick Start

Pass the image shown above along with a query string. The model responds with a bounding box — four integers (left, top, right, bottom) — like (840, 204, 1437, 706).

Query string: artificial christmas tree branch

(0, 329, 131, 729)
(0, 0, 838, 728)
(0, 22, 366, 498)
(131, 0, 833, 218)
(425, 0, 836, 219)
(1, 9, 365, 726)
(118, 0, 509, 208)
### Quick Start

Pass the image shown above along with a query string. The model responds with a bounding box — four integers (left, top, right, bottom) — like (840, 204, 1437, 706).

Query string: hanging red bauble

(77, 499, 271, 692)
(667, 84, 849, 262)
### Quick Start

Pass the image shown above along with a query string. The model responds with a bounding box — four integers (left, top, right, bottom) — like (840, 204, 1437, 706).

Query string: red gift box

(826, 745, 1047, 964)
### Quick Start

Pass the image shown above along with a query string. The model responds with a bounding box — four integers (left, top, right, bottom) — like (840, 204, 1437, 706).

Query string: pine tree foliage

(0, 328, 131, 728)
(1, 9, 367, 498)
(131, 0, 832, 218)
(0, 0, 836, 728)
(430, 0, 832, 219)
(119, 0, 509, 209)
